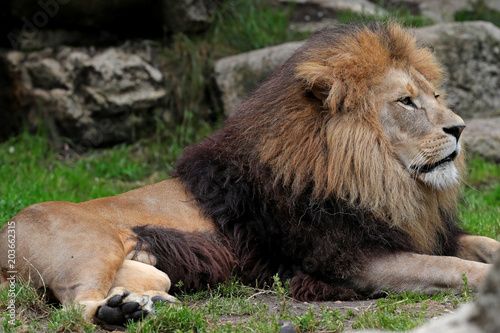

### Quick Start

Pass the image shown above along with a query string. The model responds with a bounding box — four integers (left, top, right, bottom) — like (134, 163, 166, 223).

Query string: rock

(214, 42, 303, 115)
(417, 0, 470, 23)
(279, 320, 297, 333)
(372, 0, 472, 23)
(283, 0, 386, 33)
(1, 45, 166, 149)
(415, 21, 500, 119)
(162, 0, 216, 33)
(488, 1, 500, 12)
(464, 117, 500, 162)
(360, 251, 500, 333)
(283, 0, 384, 16)
(25, 58, 67, 90)
(0, 52, 23, 141)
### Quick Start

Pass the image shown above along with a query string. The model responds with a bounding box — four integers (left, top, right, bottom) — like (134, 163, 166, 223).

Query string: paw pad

(96, 292, 174, 326)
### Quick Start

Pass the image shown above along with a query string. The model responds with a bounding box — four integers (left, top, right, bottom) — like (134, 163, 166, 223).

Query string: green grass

(455, 0, 500, 27)
(336, 7, 433, 28)
(352, 276, 476, 331)
(210, 0, 309, 57)
(0, 278, 95, 333)
(0, 117, 213, 224)
(460, 158, 500, 238)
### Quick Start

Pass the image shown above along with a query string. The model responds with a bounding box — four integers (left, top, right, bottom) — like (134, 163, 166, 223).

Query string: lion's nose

(443, 125, 465, 141)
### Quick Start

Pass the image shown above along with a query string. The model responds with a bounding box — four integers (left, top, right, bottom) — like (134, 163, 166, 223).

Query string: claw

(122, 301, 141, 314)
(126, 309, 148, 322)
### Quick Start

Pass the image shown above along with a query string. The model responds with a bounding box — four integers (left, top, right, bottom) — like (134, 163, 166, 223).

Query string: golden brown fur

(250, 24, 462, 253)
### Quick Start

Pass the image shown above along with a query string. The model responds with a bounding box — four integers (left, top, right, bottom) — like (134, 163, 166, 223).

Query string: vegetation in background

(210, 0, 309, 56)
(160, 0, 309, 123)
(160, 0, 436, 126)
(336, 7, 433, 28)
(460, 158, 500, 237)
(455, 0, 500, 27)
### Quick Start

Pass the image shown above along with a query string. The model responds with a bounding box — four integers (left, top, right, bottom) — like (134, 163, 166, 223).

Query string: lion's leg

(93, 260, 177, 326)
(456, 235, 500, 263)
(0, 204, 131, 323)
(351, 252, 491, 296)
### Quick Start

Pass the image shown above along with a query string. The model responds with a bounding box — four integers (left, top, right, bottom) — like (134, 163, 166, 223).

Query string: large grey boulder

(2, 46, 165, 150)
(465, 117, 500, 162)
(415, 21, 500, 119)
(214, 41, 303, 115)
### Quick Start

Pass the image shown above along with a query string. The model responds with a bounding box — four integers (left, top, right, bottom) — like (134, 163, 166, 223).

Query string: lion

(1, 22, 500, 326)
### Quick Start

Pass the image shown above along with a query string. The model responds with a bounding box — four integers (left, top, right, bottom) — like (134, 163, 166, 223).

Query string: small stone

(279, 321, 296, 333)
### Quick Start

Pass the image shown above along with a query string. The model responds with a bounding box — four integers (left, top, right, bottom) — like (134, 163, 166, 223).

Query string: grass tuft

(455, 0, 500, 27)
(47, 304, 95, 333)
(211, 0, 308, 56)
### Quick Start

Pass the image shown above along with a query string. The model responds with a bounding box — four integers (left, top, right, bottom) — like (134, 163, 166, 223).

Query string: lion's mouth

(411, 151, 458, 174)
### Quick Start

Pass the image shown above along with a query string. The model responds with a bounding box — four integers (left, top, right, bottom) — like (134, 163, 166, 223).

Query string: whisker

(407, 151, 426, 178)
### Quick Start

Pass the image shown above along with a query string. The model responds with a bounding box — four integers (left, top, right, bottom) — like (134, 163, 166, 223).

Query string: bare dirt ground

(210, 294, 458, 332)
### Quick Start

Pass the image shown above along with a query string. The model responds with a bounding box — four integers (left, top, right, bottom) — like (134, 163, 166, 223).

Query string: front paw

(96, 290, 175, 326)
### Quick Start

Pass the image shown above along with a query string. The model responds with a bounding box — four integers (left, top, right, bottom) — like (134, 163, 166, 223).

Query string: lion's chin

(418, 162, 459, 190)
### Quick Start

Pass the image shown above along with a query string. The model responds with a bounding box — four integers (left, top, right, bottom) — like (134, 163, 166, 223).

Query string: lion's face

(378, 68, 465, 190)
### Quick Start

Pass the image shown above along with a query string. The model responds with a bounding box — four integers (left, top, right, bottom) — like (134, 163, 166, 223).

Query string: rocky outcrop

(465, 117, 500, 162)
(2, 46, 166, 150)
(415, 21, 500, 119)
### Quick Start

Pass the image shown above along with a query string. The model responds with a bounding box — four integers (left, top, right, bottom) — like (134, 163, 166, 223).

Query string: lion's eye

(398, 97, 413, 106)
(434, 94, 440, 99)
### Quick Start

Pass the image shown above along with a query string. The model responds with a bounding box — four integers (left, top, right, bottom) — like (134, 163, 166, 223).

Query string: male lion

(1, 23, 499, 326)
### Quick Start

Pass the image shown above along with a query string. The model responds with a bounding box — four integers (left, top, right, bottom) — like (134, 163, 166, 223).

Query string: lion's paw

(96, 290, 177, 326)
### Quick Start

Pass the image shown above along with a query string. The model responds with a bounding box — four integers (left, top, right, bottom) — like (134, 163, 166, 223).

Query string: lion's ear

(297, 62, 346, 112)
(308, 80, 346, 112)
(310, 85, 329, 102)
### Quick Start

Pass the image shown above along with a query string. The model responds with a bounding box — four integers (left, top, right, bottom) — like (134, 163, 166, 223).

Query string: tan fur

(352, 249, 491, 296)
(0, 178, 212, 321)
